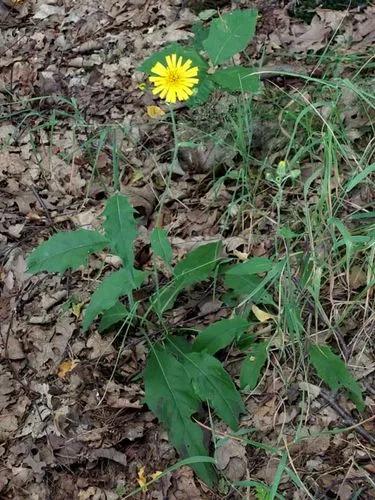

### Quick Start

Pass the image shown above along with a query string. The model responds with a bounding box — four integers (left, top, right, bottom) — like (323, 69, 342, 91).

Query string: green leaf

(240, 342, 268, 390)
(284, 302, 304, 340)
(183, 352, 244, 430)
(224, 274, 273, 304)
(27, 229, 108, 274)
(211, 67, 260, 93)
(203, 9, 258, 65)
(309, 345, 365, 411)
(277, 226, 301, 240)
(174, 241, 222, 286)
(192, 22, 209, 52)
(103, 194, 137, 268)
(187, 76, 215, 108)
(139, 43, 208, 74)
(152, 242, 222, 314)
(83, 268, 145, 331)
(193, 317, 249, 355)
(144, 346, 216, 486)
(166, 336, 193, 358)
(345, 163, 375, 193)
(224, 257, 276, 304)
(150, 228, 173, 266)
(151, 283, 181, 316)
(225, 257, 273, 276)
(99, 302, 128, 332)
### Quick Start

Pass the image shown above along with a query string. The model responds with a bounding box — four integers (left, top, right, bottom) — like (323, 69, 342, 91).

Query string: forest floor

(0, 0, 374, 498)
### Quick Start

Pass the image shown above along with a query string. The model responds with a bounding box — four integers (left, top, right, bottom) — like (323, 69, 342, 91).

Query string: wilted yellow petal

(71, 302, 84, 319)
(146, 105, 165, 118)
(150, 471, 162, 480)
(57, 359, 78, 379)
(130, 169, 144, 184)
(252, 304, 275, 323)
(233, 249, 248, 261)
(137, 466, 148, 492)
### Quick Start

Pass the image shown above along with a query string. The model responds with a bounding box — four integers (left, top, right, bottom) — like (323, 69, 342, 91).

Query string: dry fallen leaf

(169, 467, 202, 500)
(216, 437, 247, 482)
(57, 360, 79, 379)
(348, 265, 367, 289)
(252, 304, 275, 323)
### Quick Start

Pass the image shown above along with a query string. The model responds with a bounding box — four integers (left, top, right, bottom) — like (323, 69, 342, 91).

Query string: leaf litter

(0, 0, 374, 498)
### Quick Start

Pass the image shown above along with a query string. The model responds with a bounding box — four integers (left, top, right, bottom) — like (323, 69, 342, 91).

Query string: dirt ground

(1, 0, 374, 499)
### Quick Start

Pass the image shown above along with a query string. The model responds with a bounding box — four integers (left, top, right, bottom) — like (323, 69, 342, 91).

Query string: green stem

(156, 105, 179, 226)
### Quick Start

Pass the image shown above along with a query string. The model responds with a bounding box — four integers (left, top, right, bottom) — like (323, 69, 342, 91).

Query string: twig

(320, 389, 375, 446)
(30, 184, 54, 225)
(1, 281, 38, 400)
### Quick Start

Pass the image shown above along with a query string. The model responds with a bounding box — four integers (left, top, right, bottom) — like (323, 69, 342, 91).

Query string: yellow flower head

(149, 53, 199, 104)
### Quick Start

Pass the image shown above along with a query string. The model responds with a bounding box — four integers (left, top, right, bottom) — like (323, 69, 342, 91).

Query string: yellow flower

(149, 53, 199, 104)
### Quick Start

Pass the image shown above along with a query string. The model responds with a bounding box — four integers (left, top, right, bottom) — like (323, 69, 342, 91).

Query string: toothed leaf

(27, 229, 108, 274)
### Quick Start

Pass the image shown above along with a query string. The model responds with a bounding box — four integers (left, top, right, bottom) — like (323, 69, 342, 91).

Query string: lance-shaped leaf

(309, 345, 365, 411)
(192, 317, 249, 355)
(144, 346, 216, 486)
(27, 229, 108, 274)
(152, 241, 222, 314)
(150, 228, 173, 266)
(83, 267, 145, 331)
(224, 257, 276, 304)
(183, 352, 244, 430)
(99, 302, 128, 332)
(240, 342, 268, 390)
(103, 194, 137, 268)
(174, 241, 222, 287)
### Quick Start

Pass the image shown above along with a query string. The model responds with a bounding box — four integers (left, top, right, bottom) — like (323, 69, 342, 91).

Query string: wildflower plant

(27, 8, 367, 492)
(139, 9, 261, 106)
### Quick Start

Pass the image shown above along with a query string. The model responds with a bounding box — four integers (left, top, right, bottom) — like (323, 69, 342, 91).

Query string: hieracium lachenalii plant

(139, 8, 261, 106)
(27, 8, 365, 491)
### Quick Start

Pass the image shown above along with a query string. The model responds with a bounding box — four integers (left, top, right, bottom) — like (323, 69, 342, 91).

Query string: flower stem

(156, 105, 178, 227)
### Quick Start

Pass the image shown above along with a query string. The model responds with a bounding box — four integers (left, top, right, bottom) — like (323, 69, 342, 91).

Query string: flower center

(167, 70, 180, 85)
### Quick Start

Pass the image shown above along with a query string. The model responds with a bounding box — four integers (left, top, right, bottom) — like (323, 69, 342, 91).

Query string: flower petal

(152, 86, 164, 96)
(150, 62, 167, 76)
(159, 88, 168, 99)
(166, 88, 177, 103)
(184, 67, 198, 78)
(165, 54, 172, 68)
(149, 76, 164, 84)
(181, 78, 199, 88)
(181, 59, 192, 71)
(176, 87, 189, 101)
